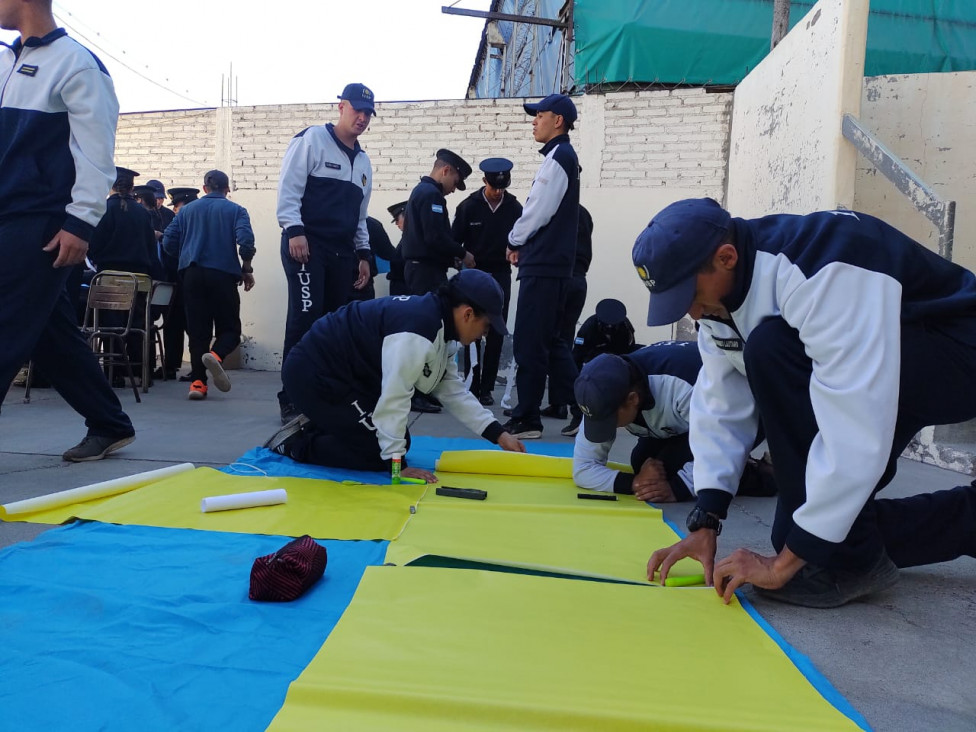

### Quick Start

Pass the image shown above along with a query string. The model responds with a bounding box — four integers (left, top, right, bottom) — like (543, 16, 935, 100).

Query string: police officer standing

(385, 201, 409, 296)
(502, 94, 581, 439)
(451, 158, 522, 405)
(401, 149, 475, 295)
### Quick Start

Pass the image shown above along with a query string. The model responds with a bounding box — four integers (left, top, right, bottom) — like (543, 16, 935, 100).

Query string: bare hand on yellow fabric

(401, 467, 438, 483)
(714, 546, 806, 604)
(497, 432, 527, 453)
(353, 259, 371, 290)
(44, 229, 88, 267)
(647, 529, 717, 586)
(632, 458, 675, 503)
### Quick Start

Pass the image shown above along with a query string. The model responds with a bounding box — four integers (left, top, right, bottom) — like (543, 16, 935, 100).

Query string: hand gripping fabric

(249, 535, 327, 602)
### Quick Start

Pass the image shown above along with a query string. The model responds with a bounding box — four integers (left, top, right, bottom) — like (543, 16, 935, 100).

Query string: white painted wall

(726, 0, 869, 216)
(854, 72, 976, 271)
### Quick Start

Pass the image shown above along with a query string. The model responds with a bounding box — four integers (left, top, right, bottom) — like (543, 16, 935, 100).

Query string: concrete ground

(2, 369, 974, 731)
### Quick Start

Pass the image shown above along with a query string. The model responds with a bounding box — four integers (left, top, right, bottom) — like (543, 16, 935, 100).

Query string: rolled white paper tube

(200, 488, 288, 513)
(1, 462, 196, 516)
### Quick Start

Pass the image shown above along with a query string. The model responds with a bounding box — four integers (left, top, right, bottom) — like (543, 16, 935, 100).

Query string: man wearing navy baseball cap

(572, 343, 776, 503)
(275, 82, 376, 423)
(502, 93, 581, 439)
(451, 157, 523, 405)
(262, 269, 525, 480)
(637, 197, 976, 609)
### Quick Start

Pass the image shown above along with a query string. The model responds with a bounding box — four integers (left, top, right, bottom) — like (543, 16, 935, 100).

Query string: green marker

(663, 574, 706, 587)
(397, 476, 428, 485)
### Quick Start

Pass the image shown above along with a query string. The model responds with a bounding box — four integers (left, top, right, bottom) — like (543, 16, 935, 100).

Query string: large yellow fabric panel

(436, 449, 631, 478)
(386, 468, 700, 584)
(268, 566, 859, 732)
(18, 467, 423, 540)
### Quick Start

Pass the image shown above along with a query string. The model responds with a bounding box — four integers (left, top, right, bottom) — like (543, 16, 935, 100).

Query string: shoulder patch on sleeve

(431, 204, 444, 214)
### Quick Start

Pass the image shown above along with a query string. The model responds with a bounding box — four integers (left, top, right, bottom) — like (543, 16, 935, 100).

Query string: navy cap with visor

(631, 198, 732, 326)
(523, 94, 578, 127)
(339, 83, 376, 115)
(452, 269, 508, 335)
(574, 353, 633, 443)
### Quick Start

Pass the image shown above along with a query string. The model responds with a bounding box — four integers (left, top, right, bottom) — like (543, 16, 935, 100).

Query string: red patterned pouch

(249, 535, 327, 602)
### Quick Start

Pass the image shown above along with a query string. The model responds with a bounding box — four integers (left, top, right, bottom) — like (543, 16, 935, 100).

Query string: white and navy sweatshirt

(0, 28, 118, 240)
(276, 123, 371, 258)
(294, 293, 504, 462)
(691, 210, 976, 556)
(573, 342, 702, 494)
(507, 133, 579, 278)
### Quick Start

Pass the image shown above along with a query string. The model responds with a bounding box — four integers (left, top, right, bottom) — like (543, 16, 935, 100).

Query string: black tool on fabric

(577, 493, 617, 501)
(436, 486, 487, 500)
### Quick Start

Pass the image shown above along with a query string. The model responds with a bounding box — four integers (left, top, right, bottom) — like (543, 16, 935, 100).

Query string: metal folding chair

(99, 270, 152, 392)
(82, 272, 142, 403)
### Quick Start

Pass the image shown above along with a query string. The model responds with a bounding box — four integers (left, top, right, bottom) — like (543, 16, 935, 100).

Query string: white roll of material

(0, 462, 196, 516)
(200, 488, 288, 513)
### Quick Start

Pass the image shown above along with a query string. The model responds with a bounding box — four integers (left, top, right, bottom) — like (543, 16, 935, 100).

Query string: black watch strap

(686, 506, 722, 536)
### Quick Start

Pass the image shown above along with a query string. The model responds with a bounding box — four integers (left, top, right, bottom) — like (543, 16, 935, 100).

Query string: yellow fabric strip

(11, 467, 424, 540)
(268, 566, 860, 732)
(385, 469, 700, 584)
(436, 449, 632, 477)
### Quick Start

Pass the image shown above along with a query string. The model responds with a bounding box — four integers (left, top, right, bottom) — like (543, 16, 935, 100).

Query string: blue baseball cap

(574, 353, 632, 443)
(452, 269, 508, 335)
(632, 198, 732, 326)
(338, 83, 375, 114)
(523, 94, 578, 128)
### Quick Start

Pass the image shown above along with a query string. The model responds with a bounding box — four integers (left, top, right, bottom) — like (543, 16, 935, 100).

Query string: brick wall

(115, 90, 733, 196)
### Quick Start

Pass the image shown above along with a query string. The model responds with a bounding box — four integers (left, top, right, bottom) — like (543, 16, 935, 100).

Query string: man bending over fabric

(573, 343, 775, 503)
(263, 269, 526, 482)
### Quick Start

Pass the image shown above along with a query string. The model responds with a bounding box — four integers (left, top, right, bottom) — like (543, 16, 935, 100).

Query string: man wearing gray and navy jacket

(275, 82, 375, 423)
(640, 198, 976, 608)
(502, 94, 581, 439)
(0, 1, 135, 462)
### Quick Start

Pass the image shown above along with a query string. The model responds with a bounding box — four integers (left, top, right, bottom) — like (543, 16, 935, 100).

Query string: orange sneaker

(188, 380, 208, 400)
(202, 350, 231, 392)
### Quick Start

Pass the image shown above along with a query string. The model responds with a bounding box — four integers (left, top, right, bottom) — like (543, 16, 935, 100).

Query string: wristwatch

(686, 506, 722, 535)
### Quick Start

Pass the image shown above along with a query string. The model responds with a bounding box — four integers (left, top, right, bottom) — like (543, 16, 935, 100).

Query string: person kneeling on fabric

(264, 269, 526, 482)
(573, 343, 776, 502)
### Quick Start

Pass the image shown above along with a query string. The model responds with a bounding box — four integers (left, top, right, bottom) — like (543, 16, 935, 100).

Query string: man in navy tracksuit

(639, 198, 976, 608)
(572, 342, 775, 502)
(275, 82, 375, 423)
(0, 3, 134, 462)
(401, 148, 475, 295)
(451, 157, 523, 405)
(502, 94, 580, 439)
(264, 270, 525, 480)
(162, 170, 255, 400)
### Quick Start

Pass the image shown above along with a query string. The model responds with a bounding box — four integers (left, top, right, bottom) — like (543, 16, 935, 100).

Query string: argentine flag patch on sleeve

(431, 204, 444, 213)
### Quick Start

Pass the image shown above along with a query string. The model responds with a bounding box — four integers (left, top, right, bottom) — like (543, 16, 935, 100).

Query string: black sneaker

(500, 418, 543, 440)
(479, 393, 495, 406)
(263, 415, 310, 456)
(411, 394, 442, 414)
(540, 404, 568, 420)
(560, 413, 582, 437)
(62, 434, 135, 462)
(755, 551, 899, 608)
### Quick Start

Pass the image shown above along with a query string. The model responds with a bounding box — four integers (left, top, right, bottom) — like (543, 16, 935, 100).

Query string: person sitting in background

(560, 298, 639, 436)
(573, 343, 776, 503)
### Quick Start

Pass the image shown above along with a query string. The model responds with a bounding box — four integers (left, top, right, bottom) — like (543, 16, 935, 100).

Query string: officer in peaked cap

(384, 201, 409, 297)
(450, 156, 522, 406)
(400, 148, 475, 297)
(168, 187, 199, 210)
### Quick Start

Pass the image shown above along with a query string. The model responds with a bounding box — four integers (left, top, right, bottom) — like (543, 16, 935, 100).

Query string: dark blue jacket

(507, 134, 580, 278)
(400, 176, 466, 266)
(88, 195, 161, 278)
(162, 193, 255, 277)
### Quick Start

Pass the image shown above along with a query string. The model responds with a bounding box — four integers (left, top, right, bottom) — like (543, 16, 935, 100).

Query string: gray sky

(1, 0, 492, 113)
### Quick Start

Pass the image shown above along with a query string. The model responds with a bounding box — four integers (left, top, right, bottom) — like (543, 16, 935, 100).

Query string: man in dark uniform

(160, 187, 198, 380)
(275, 82, 375, 424)
(451, 158, 522, 405)
(0, 1, 134, 461)
(384, 201, 409, 296)
(401, 149, 475, 295)
(560, 298, 640, 436)
(502, 94, 581, 439)
(88, 168, 159, 278)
